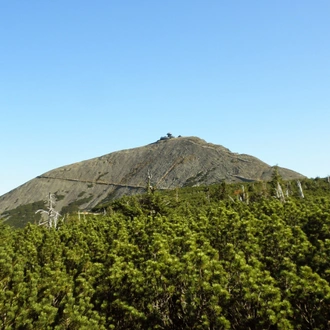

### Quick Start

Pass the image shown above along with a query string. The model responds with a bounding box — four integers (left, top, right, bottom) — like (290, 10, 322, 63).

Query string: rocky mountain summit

(0, 136, 304, 225)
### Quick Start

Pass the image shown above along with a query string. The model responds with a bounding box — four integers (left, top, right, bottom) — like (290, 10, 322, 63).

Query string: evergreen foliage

(1, 200, 45, 228)
(1, 177, 330, 328)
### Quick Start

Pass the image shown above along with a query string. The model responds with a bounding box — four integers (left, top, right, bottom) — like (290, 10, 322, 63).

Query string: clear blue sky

(1, 1, 329, 196)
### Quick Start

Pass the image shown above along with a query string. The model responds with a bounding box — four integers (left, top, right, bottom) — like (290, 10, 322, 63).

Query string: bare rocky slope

(0, 136, 304, 223)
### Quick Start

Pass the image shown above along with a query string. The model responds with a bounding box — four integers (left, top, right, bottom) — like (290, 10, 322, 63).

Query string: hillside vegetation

(1, 176, 330, 329)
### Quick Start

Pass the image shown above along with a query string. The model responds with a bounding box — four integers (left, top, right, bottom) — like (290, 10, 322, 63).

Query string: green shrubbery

(1, 178, 330, 328)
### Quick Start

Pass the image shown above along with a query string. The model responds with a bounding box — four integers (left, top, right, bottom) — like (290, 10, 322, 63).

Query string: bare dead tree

(228, 195, 236, 203)
(146, 169, 154, 194)
(297, 180, 304, 198)
(285, 182, 291, 198)
(241, 185, 249, 204)
(35, 193, 61, 229)
(275, 182, 285, 202)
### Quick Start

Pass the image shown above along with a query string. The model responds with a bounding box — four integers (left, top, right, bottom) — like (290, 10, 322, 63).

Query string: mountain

(0, 136, 304, 226)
